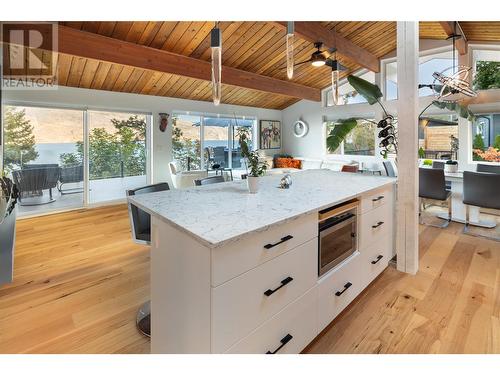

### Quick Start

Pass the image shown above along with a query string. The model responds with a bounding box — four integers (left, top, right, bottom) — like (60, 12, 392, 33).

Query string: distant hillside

(20, 107, 142, 144)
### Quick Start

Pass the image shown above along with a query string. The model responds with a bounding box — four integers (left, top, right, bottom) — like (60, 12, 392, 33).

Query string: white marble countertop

(128, 169, 396, 248)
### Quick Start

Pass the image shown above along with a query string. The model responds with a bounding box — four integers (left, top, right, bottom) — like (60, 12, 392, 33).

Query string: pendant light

(211, 22, 222, 106)
(430, 22, 476, 102)
(286, 22, 294, 80)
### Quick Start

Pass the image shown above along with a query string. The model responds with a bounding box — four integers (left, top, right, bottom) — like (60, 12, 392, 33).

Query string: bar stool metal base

(419, 198, 452, 228)
(136, 301, 151, 338)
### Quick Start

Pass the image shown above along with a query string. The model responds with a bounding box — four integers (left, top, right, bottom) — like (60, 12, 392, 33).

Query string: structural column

(396, 22, 419, 274)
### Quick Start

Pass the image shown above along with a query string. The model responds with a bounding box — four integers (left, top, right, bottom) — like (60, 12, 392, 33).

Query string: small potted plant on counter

(237, 127, 267, 193)
(444, 160, 459, 173)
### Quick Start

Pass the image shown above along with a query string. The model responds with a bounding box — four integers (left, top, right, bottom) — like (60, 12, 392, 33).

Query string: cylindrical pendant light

(331, 68, 340, 105)
(211, 22, 222, 106)
(286, 22, 294, 80)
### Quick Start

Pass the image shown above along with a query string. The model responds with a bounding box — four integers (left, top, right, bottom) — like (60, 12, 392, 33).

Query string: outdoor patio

(17, 175, 146, 217)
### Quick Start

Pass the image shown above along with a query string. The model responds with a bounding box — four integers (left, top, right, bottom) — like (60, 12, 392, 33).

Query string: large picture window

(325, 70, 376, 106)
(384, 49, 454, 101)
(471, 114, 500, 163)
(472, 49, 500, 91)
(2, 105, 151, 216)
(325, 119, 376, 156)
(171, 113, 255, 172)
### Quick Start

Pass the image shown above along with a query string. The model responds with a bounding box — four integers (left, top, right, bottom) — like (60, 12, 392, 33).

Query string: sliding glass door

(88, 110, 148, 204)
(3, 105, 84, 215)
(2, 105, 151, 216)
(171, 112, 255, 177)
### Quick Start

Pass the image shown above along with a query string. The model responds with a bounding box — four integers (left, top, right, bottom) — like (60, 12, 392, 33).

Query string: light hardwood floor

(0, 205, 498, 354)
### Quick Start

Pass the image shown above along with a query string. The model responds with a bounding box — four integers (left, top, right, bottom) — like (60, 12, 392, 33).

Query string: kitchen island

(128, 169, 397, 354)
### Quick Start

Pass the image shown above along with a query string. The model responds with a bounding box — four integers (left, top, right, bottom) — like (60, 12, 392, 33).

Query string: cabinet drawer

(225, 286, 318, 354)
(211, 213, 317, 287)
(359, 235, 392, 290)
(360, 185, 393, 214)
(318, 251, 362, 332)
(212, 238, 317, 353)
(359, 203, 392, 250)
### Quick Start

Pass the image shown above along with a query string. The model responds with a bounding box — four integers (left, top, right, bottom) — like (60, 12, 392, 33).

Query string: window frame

(171, 111, 257, 171)
(381, 46, 456, 101)
(2, 101, 153, 210)
(324, 118, 377, 157)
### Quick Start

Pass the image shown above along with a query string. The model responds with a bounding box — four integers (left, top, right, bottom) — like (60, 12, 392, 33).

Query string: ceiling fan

(289, 42, 343, 68)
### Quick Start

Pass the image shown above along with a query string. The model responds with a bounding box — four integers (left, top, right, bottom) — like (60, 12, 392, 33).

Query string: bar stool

(126, 182, 170, 337)
(463, 171, 500, 241)
(419, 168, 452, 228)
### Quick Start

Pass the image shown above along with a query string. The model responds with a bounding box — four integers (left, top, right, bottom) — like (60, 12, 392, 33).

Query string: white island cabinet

(128, 170, 396, 354)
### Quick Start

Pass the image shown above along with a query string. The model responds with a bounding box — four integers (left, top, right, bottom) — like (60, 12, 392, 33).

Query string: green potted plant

(237, 127, 267, 193)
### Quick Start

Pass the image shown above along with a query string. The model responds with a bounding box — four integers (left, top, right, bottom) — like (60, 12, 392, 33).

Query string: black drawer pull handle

(266, 333, 293, 354)
(371, 255, 384, 264)
(372, 221, 384, 229)
(335, 282, 353, 296)
(264, 235, 293, 249)
(264, 276, 294, 296)
(372, 195, 384, 202)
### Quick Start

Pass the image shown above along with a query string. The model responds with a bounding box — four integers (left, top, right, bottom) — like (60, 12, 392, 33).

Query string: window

(325, 70, 376, 106)
(384, 50, 455, 101)
(171, 113, 256, 172)
(3, 105, 84, 214)
(472, 49, 500, 91)
(2, 105, 151, 216)
(172, 114, 202, 171)
(418, 115, 459, 160)
(88, 110, 148, 204)
(471, 114, 500, 163)
(325, 119, 376, 156)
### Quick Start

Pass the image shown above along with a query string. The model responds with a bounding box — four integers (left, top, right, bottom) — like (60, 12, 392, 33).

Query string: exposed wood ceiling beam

(274, 21, 380, 73)
(439, 22, 468, 55)
(2, 24, 321, 102)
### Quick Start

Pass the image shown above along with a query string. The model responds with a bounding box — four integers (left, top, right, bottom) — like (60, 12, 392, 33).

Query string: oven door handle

(335, 282, 353, 296)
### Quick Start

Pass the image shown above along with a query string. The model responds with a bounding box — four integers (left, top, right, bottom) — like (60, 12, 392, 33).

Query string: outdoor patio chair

(12, 166, 60, 206)
(59, 165, 84, 194)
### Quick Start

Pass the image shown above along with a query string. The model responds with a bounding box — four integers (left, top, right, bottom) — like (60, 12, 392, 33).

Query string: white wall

(2, 85, 282, 186)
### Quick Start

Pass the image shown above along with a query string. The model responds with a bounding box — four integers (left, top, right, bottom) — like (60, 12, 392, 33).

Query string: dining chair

(431, 161, 452, 191)
(341, 165, 359, 173)
(463, 171, 500, 241)
(382, 160, 397, 177)
(194, 175, 225, 186)
(476, 163, 500, 174)
(126, 182, 170, 337)
(419, 168, 452, 228)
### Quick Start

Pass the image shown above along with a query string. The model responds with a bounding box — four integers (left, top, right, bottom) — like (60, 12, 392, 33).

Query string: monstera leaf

(326, 118, 358, 153)
(431, 101, 476, 122)
(347, 75, 383, 105)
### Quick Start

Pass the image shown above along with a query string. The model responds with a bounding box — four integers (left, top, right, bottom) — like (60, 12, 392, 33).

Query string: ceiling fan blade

(293, 59, 312, 67)
(278, 58, 312, 71)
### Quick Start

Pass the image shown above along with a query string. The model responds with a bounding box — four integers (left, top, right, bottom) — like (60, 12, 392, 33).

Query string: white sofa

(263, 156, 358, 175)
(169, 161, 208, 189)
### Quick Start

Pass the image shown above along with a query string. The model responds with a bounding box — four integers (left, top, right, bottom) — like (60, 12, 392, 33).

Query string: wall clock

(292, 120, 308, 138)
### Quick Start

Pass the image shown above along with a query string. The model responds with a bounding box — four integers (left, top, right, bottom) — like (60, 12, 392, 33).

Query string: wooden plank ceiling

(54, 21, 397, 109)
(52, 21, 499, 110)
